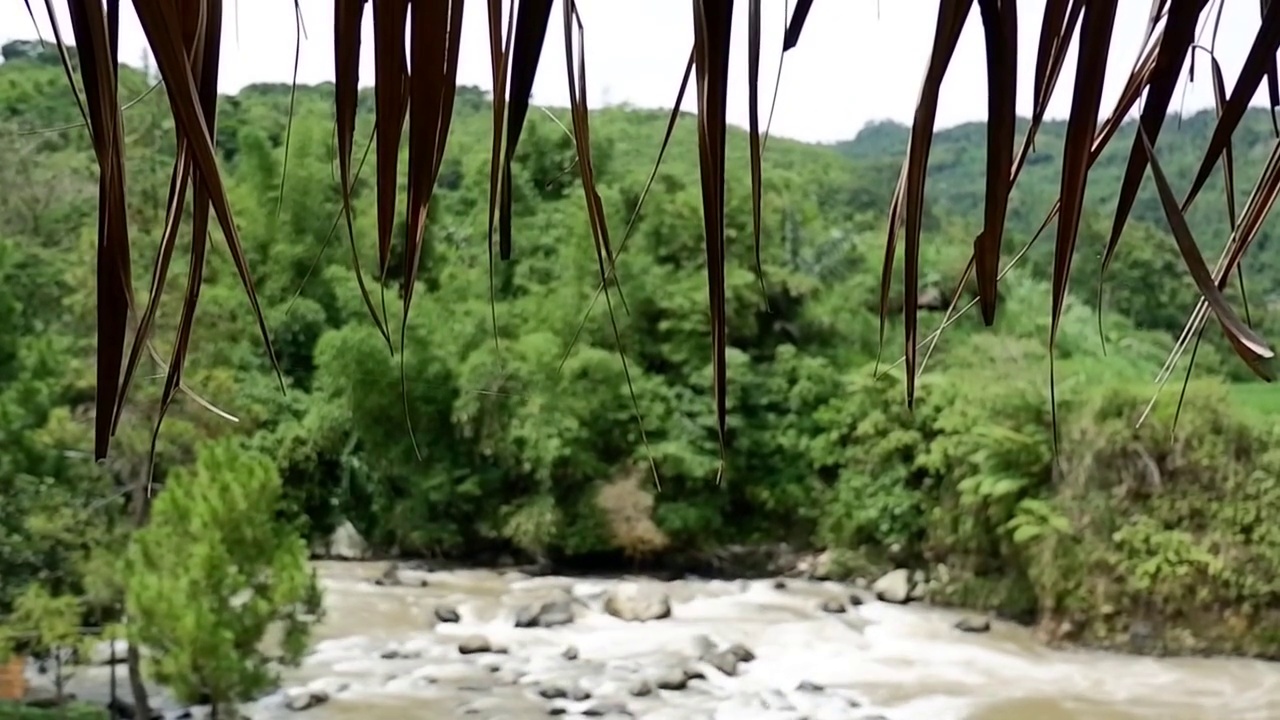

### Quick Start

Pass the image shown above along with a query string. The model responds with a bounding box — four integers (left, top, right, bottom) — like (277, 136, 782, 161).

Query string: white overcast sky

(1, 1, 1271, 143)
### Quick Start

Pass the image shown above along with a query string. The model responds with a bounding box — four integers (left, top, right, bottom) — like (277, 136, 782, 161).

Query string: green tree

(0, 585, 85, 702)
(122, 440, 322, 715)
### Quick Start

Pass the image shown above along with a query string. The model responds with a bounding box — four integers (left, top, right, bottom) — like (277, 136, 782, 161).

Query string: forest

(4, 36, 1280, 671)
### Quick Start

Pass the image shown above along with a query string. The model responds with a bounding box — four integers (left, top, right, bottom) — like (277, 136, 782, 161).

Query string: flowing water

(44, 561, 1280, 719)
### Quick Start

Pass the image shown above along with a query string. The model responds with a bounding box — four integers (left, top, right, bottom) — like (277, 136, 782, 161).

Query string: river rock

(434, 604, 460, 623)
(703, 649, 741, 676)
(373, 563, 404, 586)
(583, 701, 630, 716)
(285, 688, 329, 712)
(724, 642, 755, 663)
(652, 668, 698, 691)
(796, 680, 825, 692)
(458, 635, 496, 654)
(325, 520, 369, 560)
(697, 640, 754, 677)
(820, 598, 846, 614)
(538, 685, 569, 699)
(955, 615, 991, 633)
(604, 582, 671, 622)
(561, 645, 579, 660)
(872, 568, 912, 604)
(627, 679, 653, 697)
(514, 599, 575, 628)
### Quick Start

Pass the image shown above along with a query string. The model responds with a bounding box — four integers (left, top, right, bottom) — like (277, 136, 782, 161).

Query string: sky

(1, 1, 1270, 144)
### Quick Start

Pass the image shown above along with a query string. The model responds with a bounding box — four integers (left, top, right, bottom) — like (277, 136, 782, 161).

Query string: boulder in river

(324, 520, 369, 560)
(820, 598, 846, 614)
(955, 615, 991, 633)
(796, 680, 825, 692)
(703, 649, 742, 676)
(603, 582, 671, 622)
(652, 668, 695, 691)
(458, 635, 498, 654)
(372, 563, 402, 586)
(434, 604, 460, 623)
(627, 679, 653, 697)
(698, 640, 755, 677)
(872, 568, 912, 604)
(285, 688, 330, 712)
(724, 642, 755, 663)
(514, 599, 575, 628)
(538, 685, 569, 699)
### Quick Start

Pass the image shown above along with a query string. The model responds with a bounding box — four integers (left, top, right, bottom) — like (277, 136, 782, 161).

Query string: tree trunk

(125, 643, 150, 720)
(126, 477, 153, 720)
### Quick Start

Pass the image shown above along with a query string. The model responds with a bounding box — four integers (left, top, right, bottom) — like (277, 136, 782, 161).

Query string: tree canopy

(16, 0, 1280, 462)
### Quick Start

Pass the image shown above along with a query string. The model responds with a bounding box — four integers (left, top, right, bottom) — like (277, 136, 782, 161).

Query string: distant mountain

(830, 109, 1280, 295)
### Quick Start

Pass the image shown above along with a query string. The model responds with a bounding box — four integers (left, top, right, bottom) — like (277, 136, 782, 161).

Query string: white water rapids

(260, 563, 1280, 720)
(38, 561, 1280, 719)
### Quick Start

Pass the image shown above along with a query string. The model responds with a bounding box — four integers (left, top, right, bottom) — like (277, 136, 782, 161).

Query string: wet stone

(458, 635, 495, 654)
(796, 680, 825, 692)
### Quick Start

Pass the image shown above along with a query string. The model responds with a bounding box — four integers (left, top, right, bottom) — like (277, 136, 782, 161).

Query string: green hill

(4, 40, 1280, 659)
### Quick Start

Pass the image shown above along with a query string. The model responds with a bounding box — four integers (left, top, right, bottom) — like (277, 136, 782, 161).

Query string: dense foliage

(2, 42, 1280, 658)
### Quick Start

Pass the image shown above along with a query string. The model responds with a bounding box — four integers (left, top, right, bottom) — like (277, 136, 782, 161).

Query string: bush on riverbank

(0, 703, 106, 720)
(810, 340, 1280, 656)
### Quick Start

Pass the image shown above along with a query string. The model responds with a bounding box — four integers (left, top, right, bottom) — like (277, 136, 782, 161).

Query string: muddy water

(247, 562, 1280, 720)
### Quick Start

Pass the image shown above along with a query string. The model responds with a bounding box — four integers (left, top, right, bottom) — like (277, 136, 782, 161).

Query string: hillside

(836, 109, 1280, 300)
(4, 40, 1280, 661)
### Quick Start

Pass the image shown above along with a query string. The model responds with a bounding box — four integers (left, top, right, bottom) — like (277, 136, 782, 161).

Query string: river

(42, 561, 1280, 719)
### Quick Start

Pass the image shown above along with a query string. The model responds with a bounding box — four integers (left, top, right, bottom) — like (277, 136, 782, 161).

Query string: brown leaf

(1099, 0, 1206, 291)
(131, 0, 283, 395)
(333, 0, 390, 346)
(747, 0, 768, 305)
(1182, 0, 1280, 210)
(65, 0, 130, 460)
(782, 0, 812, 51)
(974, 0, 1017, 325)
(497, 0, 555, 261)
(897, 0, 973, 407)
(1139, 128, 1274, 379)
(146, 0, 223, 493)
(484, 0, 516, 348)
(372, 0, 409, 278)
(562, 1, 657, 487)
(692, 0, 734, 462)
(559, 48, 695, 373)
(1048, 0, 1117, 348)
